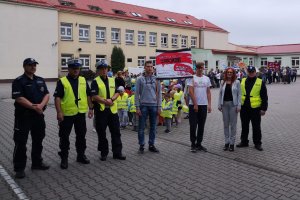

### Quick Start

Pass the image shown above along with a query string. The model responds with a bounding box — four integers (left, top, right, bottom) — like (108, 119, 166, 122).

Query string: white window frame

(96, 55, 106, 63)
(79, 25, 90, 42)
(191, 37, 197, 48)
(138, 56, 146, 67)
(61, 54, 73, 70)
(79, 55, 90, 70)
(161, 34, 168, 48)
(291, 57, 300, 68)
(111, 28, 120, 44)
(274, 57, 282, 65)
(261, 58, 267, 66)
(249, 58, 254, 66)
(149, 56, 156, 66)
(125, 30, 134, 45)
(172, 35, 178, 48)
(149, 32, 157, 46)
(96, 27, 106, 43)
(138, 31, 146, 45)
(60, 23, 72, 40)
(181, 35, 188, 48)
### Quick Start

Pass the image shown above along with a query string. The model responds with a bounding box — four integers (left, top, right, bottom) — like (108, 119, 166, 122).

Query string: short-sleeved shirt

(187, 75, 211, 105)
(53, 75, 91, 106)
(12, 73, 49, 113)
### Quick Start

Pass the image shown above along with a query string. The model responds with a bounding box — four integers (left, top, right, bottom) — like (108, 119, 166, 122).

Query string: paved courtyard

(1, 80, 300, 200)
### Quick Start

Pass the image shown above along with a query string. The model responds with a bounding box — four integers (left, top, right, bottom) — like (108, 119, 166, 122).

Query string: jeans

(118, 109, 128, 127)
(189, 105, 207, 147)
(222, 101, 238, 145)
(138, 105, 158, 145)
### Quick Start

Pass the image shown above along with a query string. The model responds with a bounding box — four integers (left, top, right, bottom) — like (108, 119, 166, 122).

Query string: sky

(114, 0, 299, 46)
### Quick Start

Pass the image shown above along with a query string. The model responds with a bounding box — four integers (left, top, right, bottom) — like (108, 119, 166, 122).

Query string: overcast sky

(114, 0, 299, 46)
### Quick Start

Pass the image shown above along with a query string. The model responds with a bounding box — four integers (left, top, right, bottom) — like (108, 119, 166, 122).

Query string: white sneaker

(92, 128, 96, 132)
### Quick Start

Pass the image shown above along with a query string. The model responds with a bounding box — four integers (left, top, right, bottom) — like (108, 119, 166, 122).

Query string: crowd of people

(12, 58, 272, 179)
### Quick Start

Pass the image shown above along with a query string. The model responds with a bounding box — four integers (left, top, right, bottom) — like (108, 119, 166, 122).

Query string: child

(128, 87, 138, 132)
(116, 86, 129, 129)
(161, 93, 173, 133)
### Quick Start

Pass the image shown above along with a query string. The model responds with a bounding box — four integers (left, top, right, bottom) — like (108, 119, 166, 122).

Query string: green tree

(110, 46, 125, 73)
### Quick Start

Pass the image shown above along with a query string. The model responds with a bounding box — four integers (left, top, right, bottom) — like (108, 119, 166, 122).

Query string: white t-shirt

(187, 75, 211, 105)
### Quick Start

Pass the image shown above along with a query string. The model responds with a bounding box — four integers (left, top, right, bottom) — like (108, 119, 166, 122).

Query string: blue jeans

(138, 105, 157, 146)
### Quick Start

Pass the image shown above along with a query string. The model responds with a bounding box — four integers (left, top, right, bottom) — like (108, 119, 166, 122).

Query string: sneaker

(149, 145, 159, 153)
(254, 145, 263, 151)
(197, 145, 207, 152)
(223, 144, 229, 151)
(184, 115, 189, 119)
(139, 145, 144, 154)
(229, 145, 234, 152)
(92, 128, 96, 132)
(129, 122, 133, 126)
(190, 146, 197, 153)
(236, 142, 249, 148)
(15, 171, 25, 179)
(164, 129, 171, 133)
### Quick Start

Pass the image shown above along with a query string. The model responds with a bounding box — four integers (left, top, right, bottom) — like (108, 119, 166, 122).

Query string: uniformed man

(54, 59, 93, 169)
(236, 66, 268, 151)
(12, 58, 50, 179)
(90, 61, 126, 161)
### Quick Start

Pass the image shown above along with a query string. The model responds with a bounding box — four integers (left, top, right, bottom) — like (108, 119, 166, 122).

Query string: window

(88, 5, 102, 11)
(216, 60, 219, 67)
(149, 56, 156, 66)
(249, 58, 253, 66)
(291, 57, 300, 68)
(131, 12, 142, 17)
(96, 27, 106, 43)
(125, 30, 134, 45)
(79, 25, 90, 42)
(59, 0, 74, 7)
(149, 32, 157, 46)
(111, 28, 120, 43)
(181, 35, 188, 48)
(127, 58, 132, 62)
(147, 15, 158, 20)
(274, 57, 281, 65)
(183, 20, 193, 25)
(166, 17, 176, 22)
(172, 35, 178, 48)
(96, 55, 106, 63)
(60, 23, 72, 40)
(138, 56, 146, 67)
(138, 31, 146, 45)
(204, 60, 208, 68)
(191, 37, 197, 48)
(243, 57, 248, 65)
(113, 9, 126, 15)
(261, 58, 267, 66)
(61, 54, 73, 70)
(161, 33, 168, 48)
(79, 55, 90, 70)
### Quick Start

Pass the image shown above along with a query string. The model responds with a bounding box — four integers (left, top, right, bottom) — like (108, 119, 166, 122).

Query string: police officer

(90, 61, 126, 161)
(12, 58, 50, 179)
(236, 66, 268, 151)
(54, 59, 93, 169)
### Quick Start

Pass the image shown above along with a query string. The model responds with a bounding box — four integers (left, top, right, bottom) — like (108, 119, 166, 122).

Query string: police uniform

(12, 58, 49, 178)
(237, 66, 268, 150)
(54, 59, 91, 169)
(90, 61, 125, 161)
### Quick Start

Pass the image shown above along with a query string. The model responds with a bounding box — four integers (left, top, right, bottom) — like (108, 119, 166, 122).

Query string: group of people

(11, 58, 268, 179)
(260, 66, 297, 84)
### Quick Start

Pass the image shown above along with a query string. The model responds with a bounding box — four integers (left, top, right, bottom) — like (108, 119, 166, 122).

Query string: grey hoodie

(135, 75, 162, 109)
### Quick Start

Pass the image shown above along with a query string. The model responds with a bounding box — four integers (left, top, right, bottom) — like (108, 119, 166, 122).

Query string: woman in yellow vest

(116, 86, 129, 129)
(54, 59, 94, 169)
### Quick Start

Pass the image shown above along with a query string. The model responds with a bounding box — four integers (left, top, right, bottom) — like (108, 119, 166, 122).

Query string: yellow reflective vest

(117, 93, 129, 110)
(60, 76, 88, 116)
(172, 91, 183, 114)
(241, 78, 262, 108)
(129, 95, 136, 112)
(161, 99, 173, 119)
(95, 76, 117, 114)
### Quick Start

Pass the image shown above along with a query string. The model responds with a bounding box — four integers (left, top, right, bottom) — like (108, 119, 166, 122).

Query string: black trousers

(58, 113, 87, 158)
(240, 107, 262, 145)
(189, 105, 207, 147)
(95, 108, 123, 157)
(13, 112, 46, 172)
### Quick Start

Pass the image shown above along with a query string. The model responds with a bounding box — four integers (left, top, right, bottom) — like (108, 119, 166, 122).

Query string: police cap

(95, 60, 108, 69)
(67, 59, 82, 68)
(247, 65, 256, 73)
(23, 58, 39, 66)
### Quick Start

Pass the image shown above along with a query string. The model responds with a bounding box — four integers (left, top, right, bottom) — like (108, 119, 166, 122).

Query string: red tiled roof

(256, 44, 300, 54)
(11, 0, 51, 7)
(12, 0, 227, 32)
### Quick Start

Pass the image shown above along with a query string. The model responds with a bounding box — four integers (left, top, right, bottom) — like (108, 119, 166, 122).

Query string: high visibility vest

(161, 100, 173, 118)
(60, 76, 88, 116)
(95, 76, 117, 114)
(116, 93, 129, 110)
(241, 78, 262, 108)
(172, 91, 183, 114)
(129, 95, 136, 112)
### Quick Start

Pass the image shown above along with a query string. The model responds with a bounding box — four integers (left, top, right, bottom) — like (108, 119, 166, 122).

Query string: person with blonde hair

(218, 67, 241, 151)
